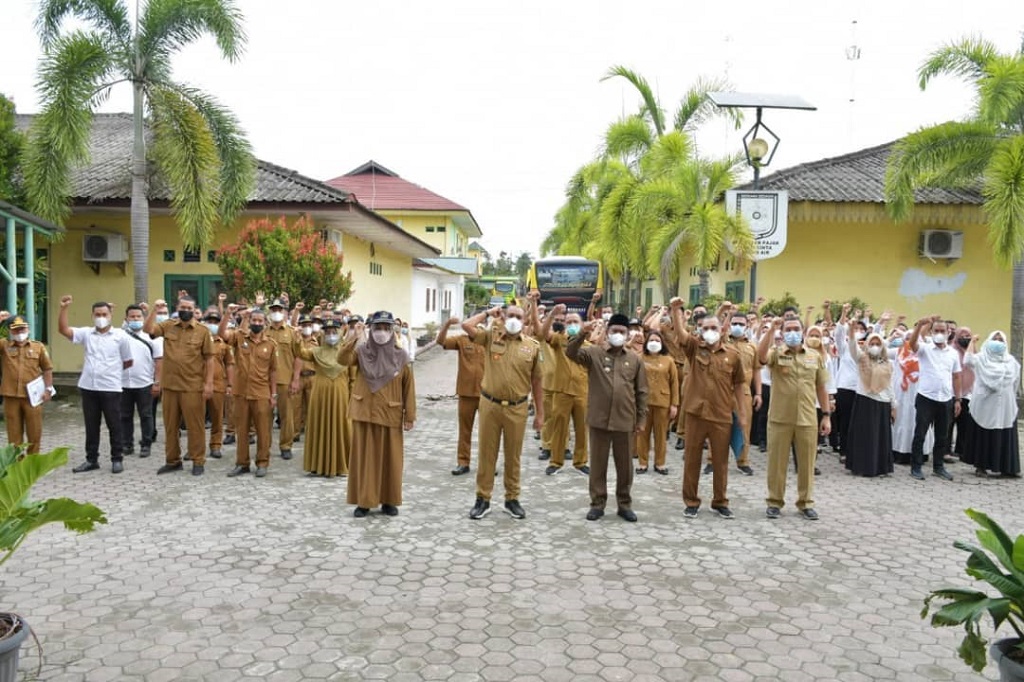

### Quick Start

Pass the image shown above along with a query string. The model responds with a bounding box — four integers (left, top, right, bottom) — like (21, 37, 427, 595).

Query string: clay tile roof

(738, 141, 984, 205)
(326, 160, 469, 212)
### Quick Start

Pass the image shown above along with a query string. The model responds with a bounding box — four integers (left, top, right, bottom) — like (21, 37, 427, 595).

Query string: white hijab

(969, 331, 1020, 430)
(972, 331, 1018, 391)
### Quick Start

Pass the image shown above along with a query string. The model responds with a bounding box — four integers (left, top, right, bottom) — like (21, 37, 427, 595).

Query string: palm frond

(673, 75, 742, 132)
(169, 84, 255, 225)
(602, 65, 665, 136)
(148, 86, 221, 249)
(603, 115, 653, 165)
(23, 30, 116, 223)
(977, 55, 1024, 128)
(36, 0, 131, 50)
(884, 120, 999, 221)
(597, 174, 640, 273)
(919, 36, 999, 90)
(983, 135, 1024, 267)
(140, 0, 246, 67)
(644, 131, 693, 179)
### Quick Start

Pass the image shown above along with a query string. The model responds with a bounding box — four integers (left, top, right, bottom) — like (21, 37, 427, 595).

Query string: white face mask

(206, 323, 219, 335)
(12, 332, 28, 343)
(607, 332, 626, 347)
(94, 316, 110, 330)
(646, 340, 662, 354)
(855, 331, 866, 341)
(301, 326, 313, 337)
(312, 323, 322, 333)
(324, 334, 340, 346)
(155, 314, 169, 323)
(703, 329, 721, 346)
(372, 329, 392, 345)
(602, 313, 612, 323)
(867, 345, 883, 358)
(503, 318, 523, 335)
(932, 333, 947, 345)
(269, 311, 285, 324)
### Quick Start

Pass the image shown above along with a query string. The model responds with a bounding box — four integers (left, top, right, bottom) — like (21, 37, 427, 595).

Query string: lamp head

(748, 138, 770, 163)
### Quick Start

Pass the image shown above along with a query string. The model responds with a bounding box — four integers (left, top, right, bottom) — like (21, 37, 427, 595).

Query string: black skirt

(953, 398, 976, 464)
(970, 422, 1021, 476)
(845, 394, 894, 477)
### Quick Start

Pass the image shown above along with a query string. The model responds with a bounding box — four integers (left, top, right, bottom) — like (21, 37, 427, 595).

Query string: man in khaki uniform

(670, 299, 747, 519)
(219, 308, 278, 478)
(567, 314, 647, 522)
(266, 298, 303, 460)
(705, 309, 763, 475)
(0, 314, 54, 453)
(540, 304, 589, 475)
(437, 316, 485, 475)
(654, 313, 688, 451)
(295, 314, 318, 439)
(145, 296, 215, 476)
(757, 316, 831, 520)
(462, 305, 543, 520)
(203, 308, 232, 460)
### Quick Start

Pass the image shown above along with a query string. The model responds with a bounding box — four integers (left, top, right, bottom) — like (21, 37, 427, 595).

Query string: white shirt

(915, 340, 962, 402)
(72, 327, 133, 392)
(833, 323, 861, 391)
(122, 329, 164, 389)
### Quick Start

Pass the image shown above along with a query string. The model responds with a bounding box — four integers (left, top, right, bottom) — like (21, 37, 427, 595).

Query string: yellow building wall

(375, 211, 470, 257)
(338, 235, 413, 322)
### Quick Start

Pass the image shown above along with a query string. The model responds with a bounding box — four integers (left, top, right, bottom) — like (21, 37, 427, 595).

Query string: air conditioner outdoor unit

(83, 233, 128, 262)
(920, 230, 964, 259)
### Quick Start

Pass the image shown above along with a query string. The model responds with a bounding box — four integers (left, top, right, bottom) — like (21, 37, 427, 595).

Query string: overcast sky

(2, 1, 1022, 258)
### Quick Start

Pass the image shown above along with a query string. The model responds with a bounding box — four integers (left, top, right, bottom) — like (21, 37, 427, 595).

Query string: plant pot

(0, 614, 27, 682)
(991, 638, 1024, 682)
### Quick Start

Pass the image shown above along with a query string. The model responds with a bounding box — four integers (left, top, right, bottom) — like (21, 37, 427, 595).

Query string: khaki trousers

(276, 386, 296, 452)
(4, 396, 43, 454)
(682, 414, 731, 509)
(705, 394, 753, 467)
(767, 422, 817, 510)
(207, 392, 225, 450)
(456, 396, 480, 467)
(549, 391, 588, 468)
(675, 369, 687, 436)
(476, 398, 528, 502)
(295, 375, 314, 433)
(225, 394, 235, 435)
(637, 405, 669, 468)
(540, 389, 553, 450)
(589, 427, 633, 511)
(163, 389, 206, 466)
(235, 398, 272, 468)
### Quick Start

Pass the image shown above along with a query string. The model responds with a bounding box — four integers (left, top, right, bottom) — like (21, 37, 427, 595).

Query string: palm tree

(884, 36, 1024, 367)
(23, 0, 255, 304)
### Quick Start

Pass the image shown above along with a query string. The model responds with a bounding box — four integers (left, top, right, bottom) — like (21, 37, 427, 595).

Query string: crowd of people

(0, 288, 1018, 522)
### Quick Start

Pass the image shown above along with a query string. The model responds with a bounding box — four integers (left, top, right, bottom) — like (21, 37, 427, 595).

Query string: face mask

(312, 323, 322, 333)
(854, 331, 866, 341)
(504, 318, 523, 335)
(889, 337, 904, 348)
(566, 324, 580, 337)
(200, 323, 215, 334)
(372, 330, 393, 345)
(607, 332, 626, 347)
(956, 337, 970, 349)
(401, 328, 409, 335)
(702, 330, 721, 346)
(155, 314, 169, 323)
(987, 340, 1007, 355)
(94, 316, 110, 329)
(932, 333, 947, 345)
(127, 320, 144, 332)
(822, 337, 832, 346)
(629, 329, 641, 339)
(552, 322, 566, 333)
(177, 310, 194, 322)
(601, 313, 612, 323)
(11, 332, 28, 343)
(783, 331, 803, 347)
(806, 337, 821, 349)
(867, 345, 883, 357)
(269, 311, 285, 324)
(325, 334, 340, 346)
(647, 340, 662, 354)
(249, 324, 264, 335)
(730, 325, 746, 338)
(301, 326, 313, 337)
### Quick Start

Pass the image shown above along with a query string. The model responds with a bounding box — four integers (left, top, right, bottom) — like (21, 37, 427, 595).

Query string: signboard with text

(725, 189, 788, 261)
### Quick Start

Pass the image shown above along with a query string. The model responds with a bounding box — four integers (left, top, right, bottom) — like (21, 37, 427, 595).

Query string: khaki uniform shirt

(679, 334, 745, 424)
(539, 340, 556, 392)
(765, 345, 829, 427)
(729, 337, 760, 406)
(211, 337, 233, 394)
(472, 328, 542, 402)
(228, 332, 277, 400)
(150, 319, 214, 392)
(547, 333, 588, 397)
(299, 335, 319, 373)
(266, 324, 301, 386)
(567, 335, 648, 432)
(442, 335, 485, 398)
(642, 354, 679, 409)
(0, 339, 52, 398)
(340, 341, 417, 427)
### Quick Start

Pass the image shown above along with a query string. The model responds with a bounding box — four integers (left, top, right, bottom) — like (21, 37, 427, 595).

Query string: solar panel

(708, 92, 816, 111)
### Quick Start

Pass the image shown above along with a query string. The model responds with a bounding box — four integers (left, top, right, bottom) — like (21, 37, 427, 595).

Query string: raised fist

(60, 295, 73, 308)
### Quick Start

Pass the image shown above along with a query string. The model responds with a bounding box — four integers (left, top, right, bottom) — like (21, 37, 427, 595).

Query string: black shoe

(354, 507, 370, 518)
(714, 506, 734, 519)
(226, 465, 251, 477)
(576, 465, 590, 475)
(654, 466, 668, 475)
(111, 461, 124, 474)
(683, 506, 699, 518)
(814, 467, 821, 476)
(586, 508, 604, 521)
(139, 446, 151, 458)
(123, 448, 134, 456)
(545, 466, 561, 476)
(248, 435, 255, 445)
(934, 468, 954, 481)
(469, 497, 490, 520)
(910, 468, 925, 480)
(503, 500, 526, 519)
(381, 504, 399, 516)
(738, 465, 754, 476)
(223, 434, 236, 445)
(800, 508, 820, 521)
(538, 449, 551, 461)
(255, 467, 267, 478)
(635, 467, 648, 474)
(192, 465, 204, 476)
(156, 463, 183, 475)
(209, 450, 222, 459)
(451, 465, 470, 476)
(975, 468, 989, 478)
(702, 464, 713, 475)
(766, 506, 781, 519)
(293, 435, 301, 443)
(617, 508, 637, 523)
(281, 450, 292, 460)
(674, 438, 684, 450)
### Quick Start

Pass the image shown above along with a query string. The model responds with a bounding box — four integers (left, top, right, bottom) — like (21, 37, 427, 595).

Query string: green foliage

(759, 292, 800, 317)
(464, 283, 490, 311)
(922, 509, 1024, 672)
(0, 94, 25, 205)
(0, 445, 107, 568)
(482, 250, 517, 276)
(824, 297, 872, 322)
(215, 216, 354, 305)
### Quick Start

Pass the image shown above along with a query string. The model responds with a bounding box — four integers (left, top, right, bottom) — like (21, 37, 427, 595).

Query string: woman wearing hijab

(297, 319, 352, 478)
(636, 330, 678, 475)
(342, 311, 417, 517)
(950, 326, 977, 465)
(844, 330, 894, 477)
(965, 331, 1021, 478)
(891, 334, 934, 465)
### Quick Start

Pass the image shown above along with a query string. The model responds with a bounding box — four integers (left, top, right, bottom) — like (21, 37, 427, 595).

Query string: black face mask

(249, 324, 264, 335)
(178, 310, 194, 322)
(956, 337, 970, 348)
(552, 322, 566, 333)
(692, 312, 706, 324)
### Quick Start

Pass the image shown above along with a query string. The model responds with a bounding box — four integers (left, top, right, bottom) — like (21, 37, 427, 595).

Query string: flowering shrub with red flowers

(216, 215, 354, 304)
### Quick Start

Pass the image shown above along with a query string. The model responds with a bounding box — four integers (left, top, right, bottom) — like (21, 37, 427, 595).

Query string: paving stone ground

(3, 345, 1019, 681)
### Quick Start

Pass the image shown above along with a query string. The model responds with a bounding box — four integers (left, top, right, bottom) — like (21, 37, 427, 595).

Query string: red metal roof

(325, 161, 469, 213)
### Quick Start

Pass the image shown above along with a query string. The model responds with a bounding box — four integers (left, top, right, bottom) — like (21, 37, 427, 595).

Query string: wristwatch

(821, 411, 832, 416)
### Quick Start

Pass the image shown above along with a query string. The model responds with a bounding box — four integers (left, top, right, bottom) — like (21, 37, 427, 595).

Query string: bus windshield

(535, 263, 599, 290)
(494, 282, 515, 294)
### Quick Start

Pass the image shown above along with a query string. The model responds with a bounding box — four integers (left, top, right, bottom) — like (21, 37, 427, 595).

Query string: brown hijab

(356, 325, 409, 393)
(858, 333, 893, 394)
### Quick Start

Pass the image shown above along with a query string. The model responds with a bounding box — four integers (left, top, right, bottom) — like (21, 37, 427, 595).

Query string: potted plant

(0, 445, 107, 681)
(922, 509, 1024, 680)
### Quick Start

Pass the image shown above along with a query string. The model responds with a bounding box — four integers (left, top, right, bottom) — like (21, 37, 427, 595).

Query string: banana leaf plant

(923, 508, 1024, 672)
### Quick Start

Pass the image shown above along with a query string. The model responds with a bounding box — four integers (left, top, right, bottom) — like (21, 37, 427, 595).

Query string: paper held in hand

(27, 376, 46, 407)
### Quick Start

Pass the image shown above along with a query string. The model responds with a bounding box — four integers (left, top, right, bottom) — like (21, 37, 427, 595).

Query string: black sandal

(635, 467, 648, 474)
(654, 467, 669, 475)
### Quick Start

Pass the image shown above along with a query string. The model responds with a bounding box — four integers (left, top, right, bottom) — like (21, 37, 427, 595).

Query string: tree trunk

(131, 82, 150, 305)
(621, 271, 631, 313)
(1012, 261, 1024, 396)
(698, 270, 710, 303)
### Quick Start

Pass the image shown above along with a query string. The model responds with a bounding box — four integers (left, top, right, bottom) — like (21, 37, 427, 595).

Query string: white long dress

(891, 343, 933, 456)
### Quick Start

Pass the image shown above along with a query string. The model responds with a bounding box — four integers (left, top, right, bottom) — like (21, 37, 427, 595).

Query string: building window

(207, 250, 217, 262)
(688, 285, 701, 307)
(436, 226, 446, 233)
(425, 288, 431, 312)
(725, 281, 745, 303)
(432, 288, 437, 312)
(426, 226, 435, 233)
(644, 288, 653, 310)
(370, 262, 383, 276)
(163, 250, 176, 262)
(444, 290, 451, 309)
(183, 247, 201, 263)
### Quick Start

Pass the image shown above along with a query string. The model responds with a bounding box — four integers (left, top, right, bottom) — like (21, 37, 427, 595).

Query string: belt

(481, 391, 529, 407)
(300, 370, 315, 377)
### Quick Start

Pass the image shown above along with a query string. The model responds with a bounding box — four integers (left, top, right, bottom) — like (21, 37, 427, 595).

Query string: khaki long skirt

(347, 421, 404, 508)
(303, 374, 352, 477)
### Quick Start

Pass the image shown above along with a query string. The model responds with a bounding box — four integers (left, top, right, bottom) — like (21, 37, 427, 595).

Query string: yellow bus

(526, 257, 603, 313)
